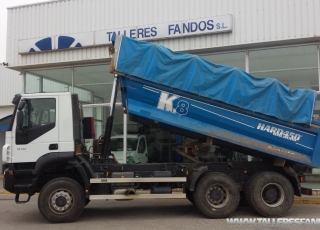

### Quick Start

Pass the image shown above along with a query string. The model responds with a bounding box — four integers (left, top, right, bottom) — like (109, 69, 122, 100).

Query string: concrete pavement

(1, 195, 320, 230)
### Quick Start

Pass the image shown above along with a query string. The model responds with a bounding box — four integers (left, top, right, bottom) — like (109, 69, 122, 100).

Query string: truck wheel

(246, 172, 294, 217)
(186, 188, 194, 204)
(193, 173, 239, 218)
(38, 177, 85, 223)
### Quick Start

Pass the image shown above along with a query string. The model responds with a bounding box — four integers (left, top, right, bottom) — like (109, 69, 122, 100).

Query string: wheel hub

(261, 183, 285, 207)
(55, 196, 67, 207)
(206, 184, 230, 208)
(264, 186, 278, 202)
(210, 188, 223, 201)
(49, 190, 73, 214)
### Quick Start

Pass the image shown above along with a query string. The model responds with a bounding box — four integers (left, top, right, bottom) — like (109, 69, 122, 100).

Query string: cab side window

(29, 99, 56, 127)
(16, 98, 56, 145)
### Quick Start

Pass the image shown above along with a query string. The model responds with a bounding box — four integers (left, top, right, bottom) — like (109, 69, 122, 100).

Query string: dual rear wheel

(191, 171, 294, 218)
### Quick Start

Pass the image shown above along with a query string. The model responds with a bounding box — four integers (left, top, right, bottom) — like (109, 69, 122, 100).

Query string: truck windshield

(111, 138, 138, 151)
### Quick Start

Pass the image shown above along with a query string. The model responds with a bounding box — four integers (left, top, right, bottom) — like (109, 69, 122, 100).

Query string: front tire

(193, 173, 239, 218)
(38, 177, 85, 223)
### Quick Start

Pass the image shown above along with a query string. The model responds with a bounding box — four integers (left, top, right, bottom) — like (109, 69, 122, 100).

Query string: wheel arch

(188, 166, 209, 192)
(282, 166, 301, 197)
(33, 153, 90, 192)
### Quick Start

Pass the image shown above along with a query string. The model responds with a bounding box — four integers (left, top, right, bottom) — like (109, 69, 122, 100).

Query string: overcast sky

(0, 0, 51, 62)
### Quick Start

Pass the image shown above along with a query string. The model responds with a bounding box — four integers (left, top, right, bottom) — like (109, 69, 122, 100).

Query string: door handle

(49, 144, 58, 150)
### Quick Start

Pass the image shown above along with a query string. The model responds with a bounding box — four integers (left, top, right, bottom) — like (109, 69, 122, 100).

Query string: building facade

(4, 0, 320, 163)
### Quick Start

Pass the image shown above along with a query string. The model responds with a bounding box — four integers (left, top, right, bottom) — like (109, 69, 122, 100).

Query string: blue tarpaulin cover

(113, 35, 317, 124)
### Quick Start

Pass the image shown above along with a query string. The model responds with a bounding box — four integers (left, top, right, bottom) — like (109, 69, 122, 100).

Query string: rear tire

(38, 177, 85, 223)
(245, 172, 294, 217)
(193, 173, 239, 218)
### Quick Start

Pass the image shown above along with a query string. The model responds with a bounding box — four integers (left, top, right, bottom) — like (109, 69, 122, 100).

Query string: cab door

(12, 97, 58, 163)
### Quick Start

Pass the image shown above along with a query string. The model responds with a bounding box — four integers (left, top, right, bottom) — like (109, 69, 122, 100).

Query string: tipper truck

(2, 35, 320, 223)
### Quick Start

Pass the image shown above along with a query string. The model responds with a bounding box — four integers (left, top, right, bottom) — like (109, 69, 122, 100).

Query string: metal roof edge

(6, 57, 111, 72)
(187, 36, 320, 55)
(7, 0, 64, 10)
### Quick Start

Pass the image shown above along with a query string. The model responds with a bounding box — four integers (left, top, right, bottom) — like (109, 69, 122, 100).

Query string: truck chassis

(4, 154, 300, 222)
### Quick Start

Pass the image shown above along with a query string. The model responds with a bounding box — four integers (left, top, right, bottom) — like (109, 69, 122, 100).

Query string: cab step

(15, 193, 31, 204)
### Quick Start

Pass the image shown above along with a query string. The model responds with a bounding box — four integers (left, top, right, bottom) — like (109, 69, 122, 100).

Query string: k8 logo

(157, 92, 189, 115)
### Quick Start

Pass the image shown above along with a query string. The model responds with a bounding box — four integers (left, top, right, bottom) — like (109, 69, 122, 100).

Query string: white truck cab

(2, 92, 77, 165)
(110, 134, 148, 163)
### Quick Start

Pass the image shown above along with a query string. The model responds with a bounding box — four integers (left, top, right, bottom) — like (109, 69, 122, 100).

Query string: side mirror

(17, 100, 26, 111)
(12, 94, 22, 105)
(16, 110, 24, 130)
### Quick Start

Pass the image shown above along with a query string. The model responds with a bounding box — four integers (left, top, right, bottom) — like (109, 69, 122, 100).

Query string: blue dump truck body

(119, 76, 320, 167)
(112, 35, 320, 167)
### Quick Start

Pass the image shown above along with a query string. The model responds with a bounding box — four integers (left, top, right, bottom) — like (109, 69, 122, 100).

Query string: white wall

(0, 64, 23, 106)
(6, 0, 320, 70)
(0, 106, 14, 119)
